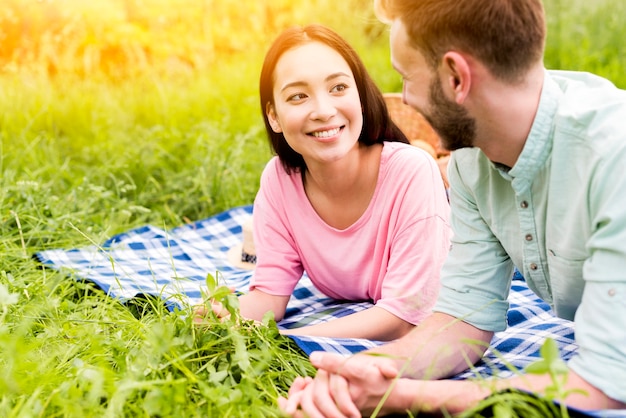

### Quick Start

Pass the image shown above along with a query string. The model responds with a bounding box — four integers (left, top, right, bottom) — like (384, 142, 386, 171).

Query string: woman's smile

(309, 126, 344, 141)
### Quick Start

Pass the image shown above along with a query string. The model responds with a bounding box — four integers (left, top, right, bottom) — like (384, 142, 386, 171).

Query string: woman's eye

(331, 83, 348, 93)
(287, 93, 307, 102)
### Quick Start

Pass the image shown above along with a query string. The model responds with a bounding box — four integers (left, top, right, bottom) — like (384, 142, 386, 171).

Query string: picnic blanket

(35, 205, 625, 417)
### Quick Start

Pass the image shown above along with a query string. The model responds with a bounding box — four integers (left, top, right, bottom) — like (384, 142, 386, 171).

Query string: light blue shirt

(434, 70, 626, 403)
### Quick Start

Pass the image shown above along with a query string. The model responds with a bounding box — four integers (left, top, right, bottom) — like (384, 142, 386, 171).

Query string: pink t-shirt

(250, 141, 451, 325)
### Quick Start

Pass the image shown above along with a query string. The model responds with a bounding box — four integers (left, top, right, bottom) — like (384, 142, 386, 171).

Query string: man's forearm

(369, 312, 494, 379)
(387, 362, 626, 416)
(503, 370, 626, 410)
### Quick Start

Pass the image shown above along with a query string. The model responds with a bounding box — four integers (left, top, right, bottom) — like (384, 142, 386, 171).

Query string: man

(278, 0, 626, 416)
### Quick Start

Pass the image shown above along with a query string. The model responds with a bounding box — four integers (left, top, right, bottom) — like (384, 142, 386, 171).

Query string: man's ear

(441, 51, 471, 104)
(266, 102, 282, 133)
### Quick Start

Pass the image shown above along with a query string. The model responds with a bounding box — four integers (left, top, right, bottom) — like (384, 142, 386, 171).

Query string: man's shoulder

(548, 69, 621, 91)
(447, 148, 498, 191)
(449, 148, 489, 167)
(549, 71, 626, 158)
(549, 70, 626, 117)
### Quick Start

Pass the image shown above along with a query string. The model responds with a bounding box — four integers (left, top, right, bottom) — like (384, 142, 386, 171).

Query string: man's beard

(424, 77, 476, 152)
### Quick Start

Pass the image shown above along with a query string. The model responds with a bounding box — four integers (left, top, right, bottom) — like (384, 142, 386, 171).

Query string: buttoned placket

(505, 76, 559, 304)
(515, 192, 552, 302)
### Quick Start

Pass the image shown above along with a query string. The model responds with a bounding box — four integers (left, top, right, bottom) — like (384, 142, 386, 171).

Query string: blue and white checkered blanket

(34, 205, 624, 417)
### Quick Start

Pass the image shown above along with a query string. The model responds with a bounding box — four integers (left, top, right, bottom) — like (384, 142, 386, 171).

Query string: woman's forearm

(280, 306, 414, 340)
(237, 289, 290, 322)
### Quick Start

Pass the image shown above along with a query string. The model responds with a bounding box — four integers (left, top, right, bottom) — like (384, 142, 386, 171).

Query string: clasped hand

(278, 351, 402, 418)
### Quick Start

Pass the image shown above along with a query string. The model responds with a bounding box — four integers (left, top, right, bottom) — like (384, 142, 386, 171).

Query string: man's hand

(279, 351, 402, 417)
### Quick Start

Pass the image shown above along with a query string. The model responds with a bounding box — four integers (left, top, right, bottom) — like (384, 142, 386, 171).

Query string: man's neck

(474, 65, 545, 168)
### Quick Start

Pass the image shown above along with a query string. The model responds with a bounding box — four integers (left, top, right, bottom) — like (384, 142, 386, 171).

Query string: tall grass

(1, 0, 624, 416)
(543, 0, 626, 84)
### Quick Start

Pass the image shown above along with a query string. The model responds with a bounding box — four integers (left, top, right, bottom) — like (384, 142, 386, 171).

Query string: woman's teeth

(312, 127, 340, 138)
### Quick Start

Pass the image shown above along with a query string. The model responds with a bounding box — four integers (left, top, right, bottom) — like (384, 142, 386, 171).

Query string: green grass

(1, 0, 624, 416)
(544, 0, 626, 85)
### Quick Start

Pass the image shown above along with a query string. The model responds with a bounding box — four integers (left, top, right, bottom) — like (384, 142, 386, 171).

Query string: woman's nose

(310, 95, 336, 120)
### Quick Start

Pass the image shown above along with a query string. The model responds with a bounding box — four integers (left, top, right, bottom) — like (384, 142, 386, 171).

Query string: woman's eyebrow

(325, 71, 351, 82)
(280, 72, 351, 92)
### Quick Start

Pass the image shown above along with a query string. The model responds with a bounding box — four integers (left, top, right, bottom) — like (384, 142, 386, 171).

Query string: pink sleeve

(248, 157, 305, 295)
(371, 145, 451, 325)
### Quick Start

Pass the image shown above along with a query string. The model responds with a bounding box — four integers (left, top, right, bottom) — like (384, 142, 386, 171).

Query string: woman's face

(267, 41, 363, 167)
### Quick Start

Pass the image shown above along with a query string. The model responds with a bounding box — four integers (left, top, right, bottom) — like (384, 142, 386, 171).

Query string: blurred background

(0, 0, 624, 240)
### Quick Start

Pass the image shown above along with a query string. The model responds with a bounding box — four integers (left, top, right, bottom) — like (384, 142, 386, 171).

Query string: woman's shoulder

(261, 156, 291, 180)
(259, 156, 304, 196)
(381, 141, 437, 169)
(262, 155, 281, 170)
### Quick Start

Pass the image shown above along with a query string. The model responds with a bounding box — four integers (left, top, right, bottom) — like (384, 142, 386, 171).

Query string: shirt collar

(498, 70, 562, 192)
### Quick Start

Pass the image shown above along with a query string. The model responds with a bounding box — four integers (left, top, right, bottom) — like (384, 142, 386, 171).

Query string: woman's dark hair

(259, 24, 408, 174)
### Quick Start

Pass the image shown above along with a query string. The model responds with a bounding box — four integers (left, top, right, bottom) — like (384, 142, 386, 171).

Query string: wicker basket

(383, 93, 449, 158)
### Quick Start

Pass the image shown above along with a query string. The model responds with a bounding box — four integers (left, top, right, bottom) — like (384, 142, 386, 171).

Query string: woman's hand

(192, 287, 236, 324)
(192, 300, 230, 324)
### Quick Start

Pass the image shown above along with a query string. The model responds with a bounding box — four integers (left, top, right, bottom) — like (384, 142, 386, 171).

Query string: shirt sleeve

(375, 216, 450, 325)
(568, 143, 626, 403)
(372, 145, 452, 325)
(248, 158, 304, 296)
(433, 150, 515, 332)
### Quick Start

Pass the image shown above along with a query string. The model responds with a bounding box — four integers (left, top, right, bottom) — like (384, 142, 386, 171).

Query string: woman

(206, 24, 450, 340)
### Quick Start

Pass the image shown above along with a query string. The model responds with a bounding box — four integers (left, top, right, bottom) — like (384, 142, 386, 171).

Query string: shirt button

(520, 201, 528, 208)
(530, 263, 538, 270)
(525, 234, 533, 241)
(608, 289, 616, 297)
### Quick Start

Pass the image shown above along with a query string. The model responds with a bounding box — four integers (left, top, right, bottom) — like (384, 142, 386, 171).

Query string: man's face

(426, 73, 476, 151)
(390, 20, 476, 151)
(390, 20, 432, 116)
